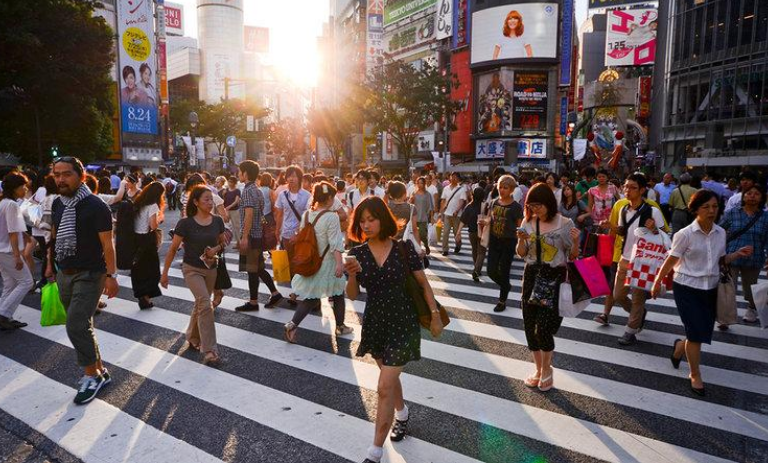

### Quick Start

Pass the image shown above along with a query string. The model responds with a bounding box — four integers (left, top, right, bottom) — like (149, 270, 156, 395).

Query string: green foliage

(267, 117, 307, 166)
(307, 105, 360, 168)
(0, 0, 115, 165)
(361, 60, 461, 166)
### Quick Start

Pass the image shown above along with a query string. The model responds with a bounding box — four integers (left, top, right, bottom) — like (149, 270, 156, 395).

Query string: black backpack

(115, 199, 137, 270)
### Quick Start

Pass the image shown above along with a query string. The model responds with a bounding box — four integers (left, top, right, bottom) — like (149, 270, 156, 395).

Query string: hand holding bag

(397, 242, 449, 336)
(559, 274, 592, 318)
(716, 260, 738, 326)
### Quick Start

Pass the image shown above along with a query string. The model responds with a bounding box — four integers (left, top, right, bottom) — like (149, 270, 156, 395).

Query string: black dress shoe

(455, 242, 462, 254)
(264, 293, 283, 308)
(493, 302, 506, 313)
(0, 318, 19, 330)
(670, 339, 683, 369)
(690, 385, 706, 397)
(9, 320, 28, 328)
(138, 298, 153, 310)
(471, 271, 480, 283)
(235, 302, 259, 312)
(389, 418, 409, 442)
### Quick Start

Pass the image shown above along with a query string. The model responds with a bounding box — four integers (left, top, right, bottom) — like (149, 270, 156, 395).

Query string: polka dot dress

(349, 240, 422, 367)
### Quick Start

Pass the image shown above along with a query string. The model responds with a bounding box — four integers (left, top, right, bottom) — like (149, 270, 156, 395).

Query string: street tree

(0, 0, 114, 166)
(361, 60, 461, 169)
(267, 117, 307, 166)
(307, 105, 360, 170)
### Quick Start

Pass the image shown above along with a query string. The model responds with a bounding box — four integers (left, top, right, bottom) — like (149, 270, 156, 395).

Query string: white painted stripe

(0, 355, 224, 463)
(153, 272, 768, 395)
(13, 305, 734, 463)
(12, 306, 481, 463)
(80, 294, 768, 442)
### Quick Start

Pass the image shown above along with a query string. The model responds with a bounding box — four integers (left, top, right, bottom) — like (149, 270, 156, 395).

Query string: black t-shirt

(174, 216, 225, 269)
(490, 199, 524, 239)
(223, 188, 241, 210)
(52, 195, 113, 272)
(460, 202, 482, 233)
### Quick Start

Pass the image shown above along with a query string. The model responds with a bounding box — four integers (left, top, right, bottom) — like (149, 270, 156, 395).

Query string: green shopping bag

(40, 282, 67, 326)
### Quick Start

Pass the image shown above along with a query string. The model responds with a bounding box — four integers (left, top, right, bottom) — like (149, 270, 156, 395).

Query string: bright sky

(176, 0, 329, 88)
(175, 0, 589, 88)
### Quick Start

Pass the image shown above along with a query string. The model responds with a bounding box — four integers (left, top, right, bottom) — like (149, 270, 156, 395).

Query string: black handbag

(214, 251, 232, 290)
(396, 242, 449, 331)
(528, 219, 558, 310)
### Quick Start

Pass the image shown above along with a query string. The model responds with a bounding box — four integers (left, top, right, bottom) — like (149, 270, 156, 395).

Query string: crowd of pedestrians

(1, 157, 767, 463)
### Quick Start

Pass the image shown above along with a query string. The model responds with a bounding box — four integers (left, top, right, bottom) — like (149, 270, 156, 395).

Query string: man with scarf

(46, 157, 118, 405)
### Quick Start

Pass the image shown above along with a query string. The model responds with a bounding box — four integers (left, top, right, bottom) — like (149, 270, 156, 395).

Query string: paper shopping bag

(573, 256, 611, 298)
(40, 282, 67, 326)
(558, 282, 591, 318)
(271, 249, 291, 283)
(750, 282, 768, 329)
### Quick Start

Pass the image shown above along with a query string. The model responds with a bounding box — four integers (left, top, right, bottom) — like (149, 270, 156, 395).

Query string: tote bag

(271, 249, 291, 283)
(573, 256, 611, 298)
(716, 264, 738, 326)
(559, 281, 592, 317)
(40, 282, 67, 326)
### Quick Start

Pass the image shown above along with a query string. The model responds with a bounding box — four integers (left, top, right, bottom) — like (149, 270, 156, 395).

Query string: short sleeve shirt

(239, 182, 264, 239)
(134, 203, 159, 233)
(275, 189, 310, 239)
(174, 216, 225, 269)
(0, 199, 26, 252)
(52, 194, 113, 272)
(441, 184, 468, 216)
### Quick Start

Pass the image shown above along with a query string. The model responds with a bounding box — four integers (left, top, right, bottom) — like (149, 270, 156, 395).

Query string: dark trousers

(521, 264, 565, 352)
(35, 236, 48, 284)
(131, 232, 161, 299)
(247, 267, 278, 300)
(57, 270, 106, 366)
(487, 235, 516, 302)
(291, 295, 346, 327)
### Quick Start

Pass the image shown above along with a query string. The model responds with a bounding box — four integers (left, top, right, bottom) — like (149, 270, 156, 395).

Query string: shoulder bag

(397, 241, 449, 336)
(716, 256, 738, 326)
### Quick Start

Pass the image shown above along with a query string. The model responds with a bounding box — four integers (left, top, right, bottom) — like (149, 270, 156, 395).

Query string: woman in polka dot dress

(345, 197, 442, 463)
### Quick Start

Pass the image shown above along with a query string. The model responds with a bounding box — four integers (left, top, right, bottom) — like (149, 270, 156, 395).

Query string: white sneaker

(743, 308, 758, 324)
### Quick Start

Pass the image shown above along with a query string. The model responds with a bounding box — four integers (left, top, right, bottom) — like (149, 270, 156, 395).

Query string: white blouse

(134, 203, 159, 234)
(669, 220, 726, 290)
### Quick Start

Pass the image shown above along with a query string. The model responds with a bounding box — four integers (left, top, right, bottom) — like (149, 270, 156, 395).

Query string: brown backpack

(291, 210, 332, 276)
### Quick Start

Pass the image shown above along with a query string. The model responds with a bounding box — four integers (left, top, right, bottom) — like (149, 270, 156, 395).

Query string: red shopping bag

(573, 256, 611, 298)
(596, 234, 615, 267)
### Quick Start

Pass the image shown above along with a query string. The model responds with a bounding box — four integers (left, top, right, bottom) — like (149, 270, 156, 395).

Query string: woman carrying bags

(131, 181, 165, 310)
(486, 175, 524, 312)
(652, 189, 752, 396)
(283, 182, 352, 342)
(344, 196, 442, 463)
(516, 183, 580, 392)
(162, 186, 227, 365)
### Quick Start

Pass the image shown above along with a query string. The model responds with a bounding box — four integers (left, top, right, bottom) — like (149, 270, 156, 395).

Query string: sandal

(186, 342, 200, 352)
(523, 374, 541, 388)
(284, 321, 298, 343)
(538, 370, 554, 392)
(202, 352, 220, 366)
(212, 291, 224, 308)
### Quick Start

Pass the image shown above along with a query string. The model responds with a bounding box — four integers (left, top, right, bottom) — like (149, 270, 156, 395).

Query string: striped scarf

(54, 183, 91, 262)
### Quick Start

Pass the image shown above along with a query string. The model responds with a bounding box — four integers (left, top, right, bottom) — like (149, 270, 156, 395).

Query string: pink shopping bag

(573, 256, 611, 298)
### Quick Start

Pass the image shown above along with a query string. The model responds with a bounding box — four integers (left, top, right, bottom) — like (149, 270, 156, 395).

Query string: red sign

(450, 49, 472, 156)
(638, 76, 651, 118)
(164, 4, 183, 36)
(244, 26, 269, 53)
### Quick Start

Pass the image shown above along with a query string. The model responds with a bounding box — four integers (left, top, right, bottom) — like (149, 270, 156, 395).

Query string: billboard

(244, 26, 269, 53)
(512, 71, 548, 131)
(384, 14, 435, 56)
(117, 0, 158, 135)
(367, 0, 384, 71)
(605, 8, 657, 66)
(476, 69, 514, 135)
(588, 0, 646, 9)
(384, 0, 437, 27)
(434, 0, 453, 41)
(559, 0, 574, 86)
(476, 139, 506, 160)
(470, 3, 558, 66)
(453, 0, 469, 49)
(164, 2, 184, 36)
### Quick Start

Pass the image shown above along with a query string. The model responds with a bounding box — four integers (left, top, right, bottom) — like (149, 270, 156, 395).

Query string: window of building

(728, 0, 742, 49)
(682, 9, 693, 59)
(692, 7, 703, 57)
(741, 0, 755, 47)
(757, 0, 768, 42)
(715, 0, 727, 50)
(704, 2, 715, 53)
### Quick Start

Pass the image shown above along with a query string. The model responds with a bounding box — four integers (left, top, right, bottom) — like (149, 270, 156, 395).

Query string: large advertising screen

(117, 0, 158, 135)
(605, 8, 657, 66)
(512, 71, 548, 131)
(470, 3, 558, 66)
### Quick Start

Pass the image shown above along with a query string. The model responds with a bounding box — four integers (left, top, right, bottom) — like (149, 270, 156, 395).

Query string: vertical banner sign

(117, 0, 158, 135)
(605, 8, 658, 66)
(559, 0, 574, 86)
(512, 71, 548, 131)
(559, 96, 568, 135)
(367, 0, 384, 71)
(637, 76, 651, 118)
(157, 0, 169, 105)
(435, 0, 453, 41)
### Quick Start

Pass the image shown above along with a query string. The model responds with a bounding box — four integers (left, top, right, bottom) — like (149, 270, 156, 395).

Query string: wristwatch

(106, 273, 118, 279)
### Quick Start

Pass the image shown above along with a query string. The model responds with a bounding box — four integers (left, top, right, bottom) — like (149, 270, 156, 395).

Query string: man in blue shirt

(653, 173, 676, 223)
(109, 170, 121, 194)
(47, 157, 118, 405)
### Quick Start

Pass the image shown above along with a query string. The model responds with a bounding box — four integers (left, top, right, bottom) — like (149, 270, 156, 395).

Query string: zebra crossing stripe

(0, 354, 225, 463)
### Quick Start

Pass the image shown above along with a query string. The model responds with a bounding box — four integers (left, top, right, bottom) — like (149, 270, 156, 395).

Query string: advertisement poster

(384, 0, 436, 27)
(476, 70, 514, 134)
(164, 1, 184, 36)
(367, 0, 384, 71)
(475, 139, 506, 160)
(384, 14, 435, 56)
(588, 0, 646, 9)
(117, 0, 158, 135)
(453, 0, 469, 49)
(512, 71, 548, 131)
(605, 8, 657, 66)
(470, 3, 558, 65)
(637, 75, 651, 118)
(244, 26, 269, 53)
(435, 0, 453, 41)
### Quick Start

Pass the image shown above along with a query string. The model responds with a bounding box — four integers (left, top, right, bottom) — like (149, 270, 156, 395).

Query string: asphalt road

(1, 209, 767, 463)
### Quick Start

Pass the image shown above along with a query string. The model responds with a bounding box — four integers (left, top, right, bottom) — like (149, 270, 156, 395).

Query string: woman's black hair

(470, 186, 486, 205)
(98, 177, 112, 195)
(524, 183, 558, 222)
(688, 189, 718, 215)
(44, 175, 57, 196)
(186, 185, 213, 218)
(185, 173, 204, 192)
(545, 171, 560, 188)
(1, 172, 28, 200)
(312, 181, 337, 207)
(348, 196, 398, 243)
(561, 183, 577, 208)
(386, 181, 407, 200)
(741, 184, 767, 208)
(133, 181, 166, 210)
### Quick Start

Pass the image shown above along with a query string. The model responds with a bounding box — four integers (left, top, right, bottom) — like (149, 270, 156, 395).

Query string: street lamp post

(188, 111, 199, 171)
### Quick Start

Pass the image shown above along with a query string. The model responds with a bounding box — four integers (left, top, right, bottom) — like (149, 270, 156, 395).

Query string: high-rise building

(658, 0, 768, 171)
(197, 0, 245, 103)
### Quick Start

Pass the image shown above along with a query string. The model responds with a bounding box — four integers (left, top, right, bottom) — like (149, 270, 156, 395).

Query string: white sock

(395, 404, 409, 421)
(367, 445, 383, 462)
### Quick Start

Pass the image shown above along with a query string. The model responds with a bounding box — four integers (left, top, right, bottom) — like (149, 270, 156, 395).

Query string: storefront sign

(559, 96, 568, 135)
(517, 138, 547, 159)
(512, 71, 548, 131)
(605, 8, 657, 66)
(453, 0, 469, 48)
(435, 0, 453, 40)
(164, 2, 183, 36)
(385, 15, 435, 55)
(589, 0, 646, 9)
(638, 75, 651, 118)
(384, 0, 436, 27)
(367, 1, 384, 70)
(560, 0, 574, 86)
(117, 0, 158, 135)
(476, 139, 507, 160)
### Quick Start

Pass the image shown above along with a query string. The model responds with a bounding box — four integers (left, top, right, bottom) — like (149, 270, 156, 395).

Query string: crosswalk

(1, 229, 767, 463)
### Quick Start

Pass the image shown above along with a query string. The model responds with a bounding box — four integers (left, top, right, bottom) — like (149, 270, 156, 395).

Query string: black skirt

(131, 232, 162, 299)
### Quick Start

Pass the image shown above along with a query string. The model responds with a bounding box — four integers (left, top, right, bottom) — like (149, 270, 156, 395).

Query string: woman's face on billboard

(142, 68, 151, 84)
(507, 16, 519, 29)
(125, 73, 135, 89)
